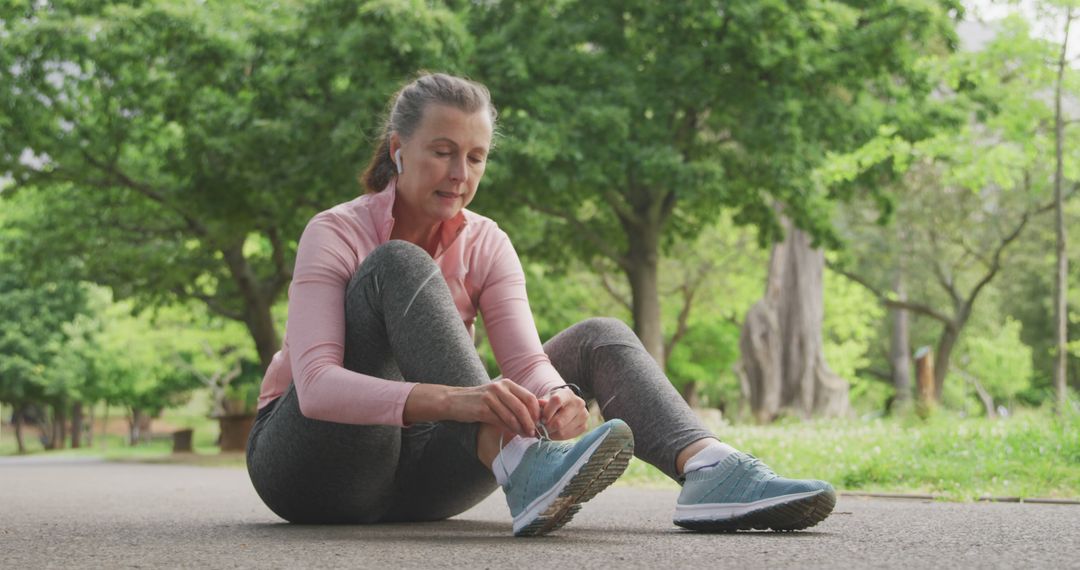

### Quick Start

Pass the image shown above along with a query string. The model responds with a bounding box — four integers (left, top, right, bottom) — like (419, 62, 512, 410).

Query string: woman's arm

(473, 227, 587, 439)
(288, 213, 541, 434)
(285, 214, 419, 426)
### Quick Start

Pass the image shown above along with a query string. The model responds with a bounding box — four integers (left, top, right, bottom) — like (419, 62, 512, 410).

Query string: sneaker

(502, 419, 634, 537)
(674, 452, 836, 532)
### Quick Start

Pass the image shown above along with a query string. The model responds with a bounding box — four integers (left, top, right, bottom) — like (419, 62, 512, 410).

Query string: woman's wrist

(403, 383, 453, 424)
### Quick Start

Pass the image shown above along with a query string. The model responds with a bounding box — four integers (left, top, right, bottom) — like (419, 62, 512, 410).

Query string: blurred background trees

(1, 0, 1077, 452)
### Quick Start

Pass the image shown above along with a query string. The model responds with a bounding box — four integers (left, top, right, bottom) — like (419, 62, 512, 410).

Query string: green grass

(5, 403, 1077, 501)
(617, 408, 1080, 501)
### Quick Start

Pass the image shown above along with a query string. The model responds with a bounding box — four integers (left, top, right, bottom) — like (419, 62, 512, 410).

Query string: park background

(0, 0, 1077, 501)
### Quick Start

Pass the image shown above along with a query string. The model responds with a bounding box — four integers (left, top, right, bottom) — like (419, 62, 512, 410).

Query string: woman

(246, 73, 836, 537)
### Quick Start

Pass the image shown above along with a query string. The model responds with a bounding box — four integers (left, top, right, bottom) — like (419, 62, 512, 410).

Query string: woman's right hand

(404, 380, 540, 437)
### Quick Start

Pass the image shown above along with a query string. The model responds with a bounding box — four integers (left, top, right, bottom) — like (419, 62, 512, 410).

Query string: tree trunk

(14, 404, 27, 454)
(221, 244, 280, 370)
(738, 215, 849, 421)
(101, 403, 110, 452)
(1052, 9, 1073, 415)
(969, 375, 997, 419)
(624, 222, 665, 365)
(933, 315, 967, 402)
(680, 380, 700, 409)
(738, 300, 782, 422)
(244, 297, 280, 371)
(85, 402, 95, 447)
(129, 408, 152, 446)
(889, 268, 912, 408)
(71, 401, 84, 449)
(46, 404, 65, 450)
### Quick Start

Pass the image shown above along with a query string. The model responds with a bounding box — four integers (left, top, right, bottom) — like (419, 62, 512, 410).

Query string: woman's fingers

(540, 392, 588, 439)
(485, 379, 538, 436)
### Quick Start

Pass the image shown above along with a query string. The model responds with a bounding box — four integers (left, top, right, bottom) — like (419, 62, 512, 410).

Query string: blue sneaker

(502, 419, 634, 537)
(674, 452, 836, 532)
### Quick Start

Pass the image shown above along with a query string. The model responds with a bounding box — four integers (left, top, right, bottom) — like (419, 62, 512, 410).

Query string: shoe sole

(513, 422, 635, 537)
(673, 487, 836, 532)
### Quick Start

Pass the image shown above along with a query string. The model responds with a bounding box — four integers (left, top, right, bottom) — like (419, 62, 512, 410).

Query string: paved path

(2, 457, 1077, 569)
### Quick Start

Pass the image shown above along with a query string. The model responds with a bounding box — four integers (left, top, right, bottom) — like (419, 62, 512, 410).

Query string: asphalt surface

(2, 456, 1077, 569)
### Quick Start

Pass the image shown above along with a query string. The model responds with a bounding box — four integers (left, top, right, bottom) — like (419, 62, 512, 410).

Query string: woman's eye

(434, 150, 451, 157)
(469, 156, 485, 165)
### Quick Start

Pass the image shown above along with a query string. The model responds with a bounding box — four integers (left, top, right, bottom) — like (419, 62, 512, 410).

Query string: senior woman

(246, 72, 836, 537)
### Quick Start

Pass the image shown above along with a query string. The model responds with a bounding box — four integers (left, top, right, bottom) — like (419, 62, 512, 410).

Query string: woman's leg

(247, 240, 496, 524)
(543, 317, 837, 532)
(542, 317, 715, 480)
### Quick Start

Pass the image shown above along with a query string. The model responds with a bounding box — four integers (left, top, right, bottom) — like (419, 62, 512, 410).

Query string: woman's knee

(347, 240, 436, 295)
(360, 240, 433, 276)
(576, 317, 639, 345)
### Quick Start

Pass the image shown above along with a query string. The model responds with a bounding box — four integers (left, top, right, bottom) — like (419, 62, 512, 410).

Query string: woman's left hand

(537, 388, 589, 440)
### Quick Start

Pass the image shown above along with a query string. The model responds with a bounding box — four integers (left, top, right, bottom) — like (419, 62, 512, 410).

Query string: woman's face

(391, 104, 493, 227)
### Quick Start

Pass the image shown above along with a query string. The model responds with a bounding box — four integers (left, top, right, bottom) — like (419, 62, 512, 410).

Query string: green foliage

(1, 1, 1073, 426)
(822, 266, 889, 411)
(950, 318, 1035, 406)
(0, 0, 473, 362)
(665, 318, 741, 410)
(0, 205, 90, 407)
(471, 0, 959, 253)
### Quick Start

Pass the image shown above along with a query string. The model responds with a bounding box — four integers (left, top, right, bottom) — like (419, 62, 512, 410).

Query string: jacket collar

(371, 178, 468, 254)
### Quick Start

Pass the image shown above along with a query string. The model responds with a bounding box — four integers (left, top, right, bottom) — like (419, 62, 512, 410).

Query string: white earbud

(394, 149, 403, 174)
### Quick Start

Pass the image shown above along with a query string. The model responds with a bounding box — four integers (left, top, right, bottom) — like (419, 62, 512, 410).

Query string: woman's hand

(405, 380, 540, 437)
(537, 388, 588, 440)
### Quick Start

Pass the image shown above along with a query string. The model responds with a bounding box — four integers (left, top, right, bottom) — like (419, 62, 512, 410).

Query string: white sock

(682, 440, 739, 474)
(492, 436, 539, 486)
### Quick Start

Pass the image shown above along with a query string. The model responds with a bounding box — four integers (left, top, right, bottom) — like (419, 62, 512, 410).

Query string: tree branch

(175, 287, 245, 321)
(512, 191, 628, 268)
(266, 226, 291, 297)
(664, 256, 717, 356)
(966, 208, 1031, 309)
(826, 261, 954, 324)
(593, 262, 632, 312)
(664, 282, 696, 358)
(602, 189, 639, 227)
(78, 150, 210, 237)
(926, 229, 962, 305)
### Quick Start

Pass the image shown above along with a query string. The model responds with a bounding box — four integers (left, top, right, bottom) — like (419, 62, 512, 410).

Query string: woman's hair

(361, 72, 497, 194)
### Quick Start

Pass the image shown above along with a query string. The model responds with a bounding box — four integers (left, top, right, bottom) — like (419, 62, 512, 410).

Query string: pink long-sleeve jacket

(257, 181, 566, 426)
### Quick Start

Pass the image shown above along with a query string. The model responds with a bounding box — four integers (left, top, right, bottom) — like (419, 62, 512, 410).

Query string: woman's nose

(448, 156, 467, 183)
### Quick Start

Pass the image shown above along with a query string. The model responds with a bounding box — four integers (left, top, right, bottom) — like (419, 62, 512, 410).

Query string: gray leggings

(246, 240, 712, 524)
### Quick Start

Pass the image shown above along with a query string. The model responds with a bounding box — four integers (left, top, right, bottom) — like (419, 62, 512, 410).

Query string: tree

(831, 12, 1077, 406)
(0, 0, 473, 368)
(469, 0, 959, 365)
(0, 227, 90, 452)
(738, 215, 850, 421)
(1048, 3, 1078, 414)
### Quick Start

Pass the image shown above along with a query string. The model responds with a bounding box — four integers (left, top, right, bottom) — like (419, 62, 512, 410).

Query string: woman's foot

(674, 452, 836, 532)
(500, 419, 634, 537)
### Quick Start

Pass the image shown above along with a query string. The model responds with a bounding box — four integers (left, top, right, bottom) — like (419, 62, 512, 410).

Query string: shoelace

(496, 385, 579, 483)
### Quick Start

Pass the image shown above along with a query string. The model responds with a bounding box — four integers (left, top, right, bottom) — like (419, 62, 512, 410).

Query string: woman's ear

(389, 134, 403, 174)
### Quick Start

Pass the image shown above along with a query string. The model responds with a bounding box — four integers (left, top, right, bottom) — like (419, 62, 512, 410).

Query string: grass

(617, 408, 1080, 501)
(5, 403, 1077, 501)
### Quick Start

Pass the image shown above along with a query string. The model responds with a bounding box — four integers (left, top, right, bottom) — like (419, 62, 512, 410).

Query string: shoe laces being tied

(496, 384, 581, 482)
(534, 383, 584, 447)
